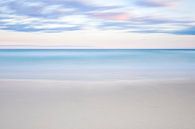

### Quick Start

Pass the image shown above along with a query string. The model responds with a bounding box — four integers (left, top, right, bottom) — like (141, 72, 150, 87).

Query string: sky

(0, 0, 195, 48)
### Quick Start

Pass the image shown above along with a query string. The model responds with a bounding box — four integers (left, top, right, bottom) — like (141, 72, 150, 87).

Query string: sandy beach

(0, 79, 195, 129)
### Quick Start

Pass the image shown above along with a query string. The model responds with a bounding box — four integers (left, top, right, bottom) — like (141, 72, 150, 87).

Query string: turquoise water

(0, 49, 195, 81)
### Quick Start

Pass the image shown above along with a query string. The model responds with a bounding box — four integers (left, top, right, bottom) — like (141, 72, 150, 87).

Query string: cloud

(98, 15, 195, 35)
(133, 16, 194, 25)
(135, 0, 179, 8)
(1, 23, 81, 32)
(91, 12, 130, 21)
(0, 0, 194, 35)
(0, 0, 119, 18)
(79, 0, 127, 7)
(173, 27, 195, 35)
(0, 13, 83, 32)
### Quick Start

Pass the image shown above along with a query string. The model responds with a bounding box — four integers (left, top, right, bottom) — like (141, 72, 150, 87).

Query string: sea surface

(0, 49, 195, 81)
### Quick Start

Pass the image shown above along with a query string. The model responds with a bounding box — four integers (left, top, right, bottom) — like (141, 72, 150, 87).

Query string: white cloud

(79, 0, 127, 6)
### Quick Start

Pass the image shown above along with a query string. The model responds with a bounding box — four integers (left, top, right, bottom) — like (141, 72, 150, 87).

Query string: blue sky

(0, 0, 195, 48)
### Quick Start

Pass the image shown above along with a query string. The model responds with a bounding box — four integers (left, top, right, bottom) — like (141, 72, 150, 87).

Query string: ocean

(0, 49, 195, 81)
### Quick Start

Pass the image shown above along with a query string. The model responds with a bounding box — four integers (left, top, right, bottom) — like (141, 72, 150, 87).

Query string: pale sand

(0, 79, 195, 129)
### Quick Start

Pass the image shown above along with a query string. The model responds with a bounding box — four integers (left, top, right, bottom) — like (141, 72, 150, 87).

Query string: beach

(0, 79, 195, 129)
(0, 49, 195, 129)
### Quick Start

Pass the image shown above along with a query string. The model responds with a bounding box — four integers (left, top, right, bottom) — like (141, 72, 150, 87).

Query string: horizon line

(0, 48, 195, 50)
